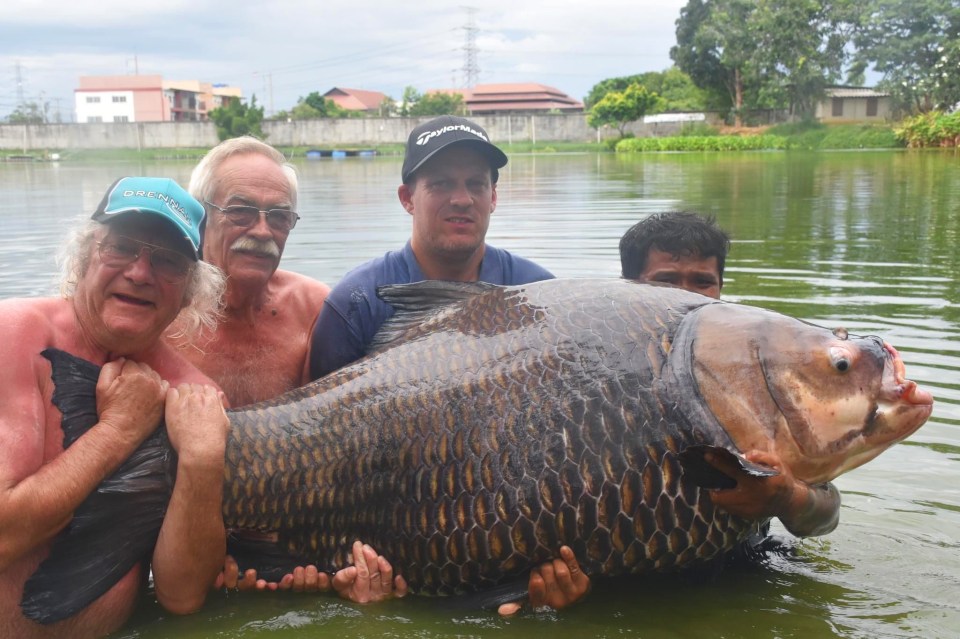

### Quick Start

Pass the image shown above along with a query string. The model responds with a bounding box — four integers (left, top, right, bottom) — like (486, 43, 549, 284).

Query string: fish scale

(221, 280, 746, 593)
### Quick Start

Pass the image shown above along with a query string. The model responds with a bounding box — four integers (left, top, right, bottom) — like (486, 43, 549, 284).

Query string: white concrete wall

(0, 113, 725, 151)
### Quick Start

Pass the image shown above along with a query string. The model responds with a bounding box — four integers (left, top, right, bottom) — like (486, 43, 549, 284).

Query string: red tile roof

(426, 83, 582, 113)
(323, 87, 388, 111)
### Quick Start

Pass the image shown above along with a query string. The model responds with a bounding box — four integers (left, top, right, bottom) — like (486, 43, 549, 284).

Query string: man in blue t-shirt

(308, 115, 553, 380)
(308, 116, 588, 615)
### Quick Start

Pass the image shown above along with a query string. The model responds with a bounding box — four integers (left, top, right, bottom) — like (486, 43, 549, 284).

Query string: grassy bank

(614, 122, 902, 153)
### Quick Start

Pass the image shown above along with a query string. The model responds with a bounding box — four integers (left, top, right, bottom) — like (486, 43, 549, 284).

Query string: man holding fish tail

(0, 177, 229, 638)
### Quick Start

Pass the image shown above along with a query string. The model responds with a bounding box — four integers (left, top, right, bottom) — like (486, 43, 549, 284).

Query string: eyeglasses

(204, 200, 300, 231)
(97, 236, 194, 283)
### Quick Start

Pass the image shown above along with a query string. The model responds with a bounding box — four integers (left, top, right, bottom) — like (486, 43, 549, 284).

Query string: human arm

(705, 449, 840, 537)
(496, 546, 591, 616)
(0, 351, 167, 571)
(308, 298, 367, 381)
(151, 384, 229, 614)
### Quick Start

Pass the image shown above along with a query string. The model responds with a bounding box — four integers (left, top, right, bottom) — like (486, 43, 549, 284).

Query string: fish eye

(830, 346, 851, 372)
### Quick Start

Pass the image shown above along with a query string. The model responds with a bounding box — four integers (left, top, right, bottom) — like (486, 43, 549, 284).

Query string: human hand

(332, 540, 408, 603)
(165, 383, 228, 468)
(705, 449, 797, 520)
(96, 358, 168, 446)
(214, 555, 287, 592)
(497, 546, 590, 616)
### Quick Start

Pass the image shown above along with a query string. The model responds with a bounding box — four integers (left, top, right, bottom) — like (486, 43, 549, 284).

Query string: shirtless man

(620, 211, 841, 539)
(0, 177, 230, 638)
(169, 136, 329, 407)
(170, 138, 406, 599)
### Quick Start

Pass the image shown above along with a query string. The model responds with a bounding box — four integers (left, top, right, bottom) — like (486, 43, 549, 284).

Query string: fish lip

(881, 341, 934, 407)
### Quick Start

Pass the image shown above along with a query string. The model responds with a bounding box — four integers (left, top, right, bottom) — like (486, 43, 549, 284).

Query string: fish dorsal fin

(370, 280, 500, 353)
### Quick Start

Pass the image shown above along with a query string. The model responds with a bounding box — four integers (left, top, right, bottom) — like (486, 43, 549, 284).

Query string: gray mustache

(230, 237, 280, 258)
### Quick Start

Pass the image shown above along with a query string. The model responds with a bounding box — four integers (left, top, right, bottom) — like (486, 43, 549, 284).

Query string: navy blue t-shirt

(308, 241, 554, 380)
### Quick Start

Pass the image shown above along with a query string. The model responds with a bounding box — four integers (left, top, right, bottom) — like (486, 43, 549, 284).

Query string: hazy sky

(2, 1, 689, 121)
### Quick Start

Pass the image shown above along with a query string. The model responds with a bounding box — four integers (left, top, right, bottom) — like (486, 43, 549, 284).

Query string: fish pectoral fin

(226, 531, 314, 582)
(678, 445, 779, 490)
(370, 281, 500, 353)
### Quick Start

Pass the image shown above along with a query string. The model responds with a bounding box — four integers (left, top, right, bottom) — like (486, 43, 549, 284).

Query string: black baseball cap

(401, 115, 508, 183)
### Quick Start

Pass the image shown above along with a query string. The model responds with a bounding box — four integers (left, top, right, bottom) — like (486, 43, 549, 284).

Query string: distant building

(427, 83, 582, 114)
(322, 87, 389, 115)
(815, 86, 891, 123)
(75, 75, 242, 123)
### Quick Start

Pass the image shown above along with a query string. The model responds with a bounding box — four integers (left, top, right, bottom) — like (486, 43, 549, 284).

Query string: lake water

(1, 150, 958, 638)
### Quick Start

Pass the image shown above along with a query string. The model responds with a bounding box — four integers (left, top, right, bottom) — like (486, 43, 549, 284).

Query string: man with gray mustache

(166, 137, 408, 600)
(168, 137, 330, 409)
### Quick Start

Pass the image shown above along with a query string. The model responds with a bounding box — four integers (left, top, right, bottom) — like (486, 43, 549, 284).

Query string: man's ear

(490, 183, 497, 214)
(398, 184, 414, 214)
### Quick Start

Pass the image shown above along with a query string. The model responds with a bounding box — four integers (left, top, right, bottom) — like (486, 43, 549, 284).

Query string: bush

(616, 134, 787, 152)
(895, 111, 960, 147)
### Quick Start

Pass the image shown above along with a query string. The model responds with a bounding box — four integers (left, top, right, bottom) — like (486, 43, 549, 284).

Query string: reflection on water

(1, 151, 958, 638)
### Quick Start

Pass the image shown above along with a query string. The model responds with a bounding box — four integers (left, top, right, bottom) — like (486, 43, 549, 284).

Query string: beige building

(815, 86, 892, 123)
(75, 75, 242, 123)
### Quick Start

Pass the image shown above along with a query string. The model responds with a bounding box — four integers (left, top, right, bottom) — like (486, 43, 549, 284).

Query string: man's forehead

(646, 249, 719, 272)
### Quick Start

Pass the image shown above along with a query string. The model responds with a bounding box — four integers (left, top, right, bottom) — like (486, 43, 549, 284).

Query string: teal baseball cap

(91, 177, 204, 259)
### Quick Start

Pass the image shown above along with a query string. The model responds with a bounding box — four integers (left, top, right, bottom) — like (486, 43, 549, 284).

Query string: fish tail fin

(21, 349, 174, 625)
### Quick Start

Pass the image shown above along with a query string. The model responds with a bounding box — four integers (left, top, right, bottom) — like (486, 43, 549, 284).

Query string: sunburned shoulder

(0, 297, 71, 345)
(272, 269, 330, 296)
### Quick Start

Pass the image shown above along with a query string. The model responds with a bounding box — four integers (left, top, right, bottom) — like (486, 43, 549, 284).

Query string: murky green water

(1, 150, 958, 638)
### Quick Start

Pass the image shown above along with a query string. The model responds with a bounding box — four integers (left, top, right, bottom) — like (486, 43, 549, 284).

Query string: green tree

(209, 95, 265, 141)
(302, 92, 351, 118)
(852, 0, 960, 113)
(7, 101, 48, 124)
(670, 0, 743, 117)
(585, 69, 707, 111)
(399, 86, 421, 116)
(408, 91, 465, 116)
(672, 0, 858, 123)
(379, 96, 396, 117)
(587, 84, 664, 136)
(585, 75, 646, 109)
(749, 0, 857, 118)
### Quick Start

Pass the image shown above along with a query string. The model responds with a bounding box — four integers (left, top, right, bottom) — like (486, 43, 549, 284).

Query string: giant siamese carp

(22, 279, 933, 623)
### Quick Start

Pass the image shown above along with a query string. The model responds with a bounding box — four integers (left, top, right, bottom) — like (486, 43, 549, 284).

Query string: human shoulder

(0, 297, 71, 351)
(270, 269, 330, 314)
(483, 245, 555, 284)
(272, 269, 330, 297)
(326, 248, 411, 308)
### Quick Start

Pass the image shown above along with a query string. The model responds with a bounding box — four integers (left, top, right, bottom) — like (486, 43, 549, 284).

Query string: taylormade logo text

(416, 124, 488, 146)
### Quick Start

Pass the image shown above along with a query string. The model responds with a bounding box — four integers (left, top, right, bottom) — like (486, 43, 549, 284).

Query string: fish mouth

(873, 341, 934, 430)
(882, 341, 934, 406)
